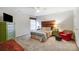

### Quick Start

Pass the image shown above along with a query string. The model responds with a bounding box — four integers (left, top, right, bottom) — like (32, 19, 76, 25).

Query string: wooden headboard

(41, 20, 55, 27)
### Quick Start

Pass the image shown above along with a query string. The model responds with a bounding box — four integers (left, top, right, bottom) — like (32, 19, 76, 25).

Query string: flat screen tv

(3, 13, 13, 22)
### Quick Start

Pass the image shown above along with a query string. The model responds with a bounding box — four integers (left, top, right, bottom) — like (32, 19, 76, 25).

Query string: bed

(31, 30, 52, 42)
(31, 20, 56, 42)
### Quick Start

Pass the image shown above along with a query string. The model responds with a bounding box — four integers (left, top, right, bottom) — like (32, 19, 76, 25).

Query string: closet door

(7, 22, 15, 40)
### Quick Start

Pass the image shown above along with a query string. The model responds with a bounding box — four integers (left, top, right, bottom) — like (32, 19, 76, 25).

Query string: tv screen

(3, 13, 13, 22)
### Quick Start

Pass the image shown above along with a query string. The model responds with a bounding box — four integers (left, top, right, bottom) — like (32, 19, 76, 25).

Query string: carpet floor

(15, 36, 79, 51)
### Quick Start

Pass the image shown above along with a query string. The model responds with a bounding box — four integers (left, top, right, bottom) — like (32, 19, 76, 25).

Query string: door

(7, 22, 15, 40)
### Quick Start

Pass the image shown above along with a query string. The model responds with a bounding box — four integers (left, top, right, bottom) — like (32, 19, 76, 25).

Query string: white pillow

(42, 27, 51, 31)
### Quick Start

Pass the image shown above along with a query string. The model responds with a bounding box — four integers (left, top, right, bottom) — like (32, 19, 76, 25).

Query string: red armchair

(59, 31, 73, 41)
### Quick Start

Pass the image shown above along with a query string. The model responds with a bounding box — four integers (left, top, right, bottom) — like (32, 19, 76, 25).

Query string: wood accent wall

(41, 20, 55, 27)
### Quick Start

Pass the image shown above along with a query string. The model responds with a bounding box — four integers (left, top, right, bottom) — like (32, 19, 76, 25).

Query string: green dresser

(0, 22, 15, 42)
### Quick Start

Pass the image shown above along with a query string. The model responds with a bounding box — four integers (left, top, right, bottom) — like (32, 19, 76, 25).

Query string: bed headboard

(41, 20, 55, 27)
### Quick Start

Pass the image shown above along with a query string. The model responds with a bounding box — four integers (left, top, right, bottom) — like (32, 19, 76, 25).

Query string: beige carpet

(15, 36, 79, 51)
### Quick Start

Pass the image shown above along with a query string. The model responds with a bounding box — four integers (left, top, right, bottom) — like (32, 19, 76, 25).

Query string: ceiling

(33, 7, 75, 16)
(0, 7, 75, 16)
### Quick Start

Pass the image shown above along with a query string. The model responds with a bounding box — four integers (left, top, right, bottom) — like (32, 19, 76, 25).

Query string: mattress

(31, 30, 52, 42)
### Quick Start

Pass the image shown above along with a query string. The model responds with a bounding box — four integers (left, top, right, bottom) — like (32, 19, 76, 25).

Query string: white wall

(0, 7, 35, 38)
(13, 13, 30, 37)
(36, 10, 74, 31)
(73, 8, 79, 48)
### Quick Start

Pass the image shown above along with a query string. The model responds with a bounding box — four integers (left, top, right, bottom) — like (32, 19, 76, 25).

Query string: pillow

(42, 27, 51, 31)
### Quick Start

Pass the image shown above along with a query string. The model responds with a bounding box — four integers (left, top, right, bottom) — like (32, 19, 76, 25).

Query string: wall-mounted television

(3, 13, 13, 22)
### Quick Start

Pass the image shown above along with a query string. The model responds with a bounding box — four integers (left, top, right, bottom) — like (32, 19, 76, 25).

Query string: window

(30, 20, 36, 30)
(30, 20, 40, 30)
(36, 21, 41, 30)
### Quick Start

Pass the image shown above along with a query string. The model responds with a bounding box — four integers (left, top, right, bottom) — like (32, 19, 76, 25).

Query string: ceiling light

(36, 9, 40, 13)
